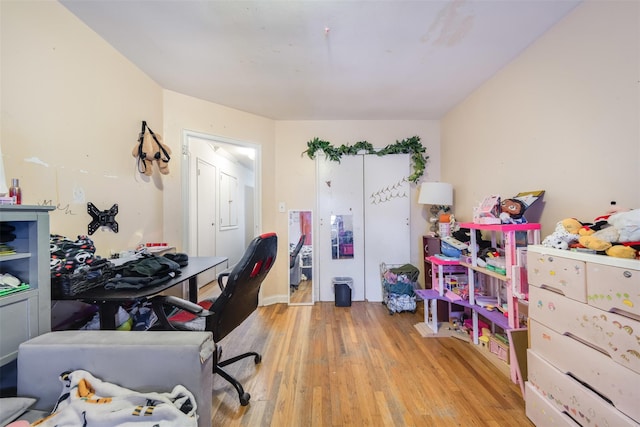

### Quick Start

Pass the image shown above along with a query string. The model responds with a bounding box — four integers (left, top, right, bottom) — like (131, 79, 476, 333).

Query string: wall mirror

(289, 210, 314, 305)
(331, 214, 354, 259)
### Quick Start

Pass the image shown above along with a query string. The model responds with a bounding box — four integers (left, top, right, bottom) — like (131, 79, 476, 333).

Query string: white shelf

(0, 206, 54, 366)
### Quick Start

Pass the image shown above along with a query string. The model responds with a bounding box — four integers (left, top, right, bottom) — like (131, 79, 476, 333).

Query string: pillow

(0, 397, 36, 425)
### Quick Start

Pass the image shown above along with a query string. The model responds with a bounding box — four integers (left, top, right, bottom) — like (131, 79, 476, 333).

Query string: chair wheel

(254, 354, 262, 364)
(240, 392, 251, 406)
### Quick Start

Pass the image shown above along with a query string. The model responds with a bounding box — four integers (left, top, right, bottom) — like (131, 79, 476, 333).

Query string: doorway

(182, 130, 261, 285)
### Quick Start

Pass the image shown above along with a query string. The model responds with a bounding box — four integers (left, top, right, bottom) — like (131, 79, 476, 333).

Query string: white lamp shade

(418, 182, 453, 206)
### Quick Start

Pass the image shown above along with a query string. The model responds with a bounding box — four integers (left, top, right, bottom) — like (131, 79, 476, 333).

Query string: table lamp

(418, 182, 453, 236)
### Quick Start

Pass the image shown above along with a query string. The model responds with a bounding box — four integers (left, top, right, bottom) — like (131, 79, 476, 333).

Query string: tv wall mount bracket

(87, 202, 119, 235)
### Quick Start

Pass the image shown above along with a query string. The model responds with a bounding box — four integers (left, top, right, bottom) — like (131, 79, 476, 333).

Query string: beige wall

(442, 0, 640, 238)
(1, 0, 164, 255)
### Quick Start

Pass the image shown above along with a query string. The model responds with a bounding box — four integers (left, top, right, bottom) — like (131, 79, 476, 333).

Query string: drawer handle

(623, 271, 632, 279)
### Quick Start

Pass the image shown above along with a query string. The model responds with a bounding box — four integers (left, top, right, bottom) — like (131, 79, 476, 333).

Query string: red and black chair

(150, 232, 277, 406)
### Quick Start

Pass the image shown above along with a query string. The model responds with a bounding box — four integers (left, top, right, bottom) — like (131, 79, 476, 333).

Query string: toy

(473, 195, 501, 224)
(578, 214, 610, 236)
(541, 219, 581, 250)
(606, 245, 637, 259)
(132, 121, 171, 176)
(608, 208, 640, 242)
(560, 218, 583, 235)
(578, 209, 640, 258)
(499, 198, 527, 224)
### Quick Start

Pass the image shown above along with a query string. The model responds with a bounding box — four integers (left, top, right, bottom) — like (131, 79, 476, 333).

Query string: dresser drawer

(530, 319, 640, 423)
(527, 350, 639, 427)
(525, 382, 579, 427)
(587, 262, 640, 318)
(530, 286, 640, 375)
(528, 250, 586, 302)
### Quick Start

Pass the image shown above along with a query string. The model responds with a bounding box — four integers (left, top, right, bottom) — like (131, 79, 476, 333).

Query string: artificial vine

(302, 135, 428, 183)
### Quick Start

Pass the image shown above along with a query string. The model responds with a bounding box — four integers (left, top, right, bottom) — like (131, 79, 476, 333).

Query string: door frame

(181, 129, 262, 260)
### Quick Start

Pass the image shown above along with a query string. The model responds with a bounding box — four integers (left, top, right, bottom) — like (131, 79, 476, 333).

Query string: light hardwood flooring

(202, 292, 534, 426)
(289, 279, 312, 304)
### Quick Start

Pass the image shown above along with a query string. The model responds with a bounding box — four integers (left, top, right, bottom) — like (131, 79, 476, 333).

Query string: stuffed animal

(132, 124, 171, 176)
(499, 198, 527, 224)
(541, 218, 582, 250)
(578, 209, 640, 258)
(605, 245, 637, 259)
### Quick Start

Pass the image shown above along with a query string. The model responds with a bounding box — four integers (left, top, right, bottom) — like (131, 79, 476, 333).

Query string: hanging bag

(133, 121, 171, 176)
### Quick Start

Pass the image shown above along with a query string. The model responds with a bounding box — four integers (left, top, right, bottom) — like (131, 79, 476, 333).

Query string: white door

(317, 155, 365, 302)
(363, 154, 410, 301)
(196, 158, 217, 256)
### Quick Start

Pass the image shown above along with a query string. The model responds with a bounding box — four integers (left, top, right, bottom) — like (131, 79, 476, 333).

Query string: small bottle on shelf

(9, 178, 21, 205)
(438, 213, 451, 237)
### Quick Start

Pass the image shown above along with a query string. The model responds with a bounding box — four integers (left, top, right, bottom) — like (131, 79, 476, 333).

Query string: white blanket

(31, 370, 197, 427)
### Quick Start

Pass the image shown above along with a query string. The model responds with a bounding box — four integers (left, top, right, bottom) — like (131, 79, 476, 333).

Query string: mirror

(289, 210, 313, 305)
(331, 214, 354, 259)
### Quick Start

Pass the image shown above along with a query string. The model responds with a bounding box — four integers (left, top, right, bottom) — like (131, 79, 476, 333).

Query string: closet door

(364, 154, 410, 301)
(317, 155, 365, 302)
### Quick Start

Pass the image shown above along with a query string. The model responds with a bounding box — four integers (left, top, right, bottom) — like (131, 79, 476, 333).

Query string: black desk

(65, 256, 228, 329)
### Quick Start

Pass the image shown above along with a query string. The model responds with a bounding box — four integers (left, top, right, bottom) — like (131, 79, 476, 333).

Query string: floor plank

(208, 301, 534, 426)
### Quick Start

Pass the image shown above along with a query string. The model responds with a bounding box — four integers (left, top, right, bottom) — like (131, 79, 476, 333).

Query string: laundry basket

(380, 263, 419, 315)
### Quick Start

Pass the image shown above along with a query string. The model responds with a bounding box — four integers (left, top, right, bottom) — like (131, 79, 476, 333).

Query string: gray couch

(13, 330, 213, 427)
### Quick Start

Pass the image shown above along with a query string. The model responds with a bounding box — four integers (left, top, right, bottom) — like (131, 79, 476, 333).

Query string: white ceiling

(60, 0, 580, 121)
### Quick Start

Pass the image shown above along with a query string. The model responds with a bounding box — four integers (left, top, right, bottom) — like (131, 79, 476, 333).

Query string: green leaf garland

(302, 135, 428, 183)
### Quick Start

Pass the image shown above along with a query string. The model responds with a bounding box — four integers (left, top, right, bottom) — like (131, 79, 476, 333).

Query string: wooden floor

(206, 299, 534, 426)
(289, 279, 312, 304)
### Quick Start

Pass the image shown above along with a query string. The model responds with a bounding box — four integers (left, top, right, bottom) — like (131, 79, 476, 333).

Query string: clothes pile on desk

(105, 254, 182, 290)
(50, 233, 186, 294)
(50, 235, 112, 298)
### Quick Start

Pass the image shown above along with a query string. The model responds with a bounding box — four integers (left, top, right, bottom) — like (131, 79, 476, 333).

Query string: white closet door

(317, 155, 365, 302)
(196, 158, 217, 257)
(363, 154, 410, 302)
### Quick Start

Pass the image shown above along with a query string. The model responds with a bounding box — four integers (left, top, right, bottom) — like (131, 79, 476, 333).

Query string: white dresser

(525, 245, 640, 426)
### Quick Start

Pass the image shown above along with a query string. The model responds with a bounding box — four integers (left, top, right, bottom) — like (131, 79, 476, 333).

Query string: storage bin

(333, 277, 352, 307)
(489, 336, 510, 364)
(527, 249, 587, 302)
(529, 285, 640, 375)
(530, 319, 640, 422)
(527, 349, 639, 427)
(587, 261, 640, 318)
(525, 382, 579, 427)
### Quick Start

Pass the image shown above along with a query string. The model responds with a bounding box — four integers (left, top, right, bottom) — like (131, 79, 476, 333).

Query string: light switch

(278, 202, 286, 213)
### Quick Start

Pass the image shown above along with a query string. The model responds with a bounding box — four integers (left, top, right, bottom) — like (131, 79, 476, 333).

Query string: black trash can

(333, 277, 353, 307)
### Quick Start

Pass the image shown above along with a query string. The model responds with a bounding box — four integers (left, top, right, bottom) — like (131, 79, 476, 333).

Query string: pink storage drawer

(530, 319, 640, 423)
(587, 262, 640, 319)
(488, 336, 509, 364)
(525, 382, 581, 427)
(527, 350, 639, 427)
(527, 249, 587, 302)
(530, 286, 640, 375)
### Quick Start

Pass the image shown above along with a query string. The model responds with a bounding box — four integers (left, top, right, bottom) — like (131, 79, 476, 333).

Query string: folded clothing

(105, 255, 181, 290)
(164, 252, 189, 267)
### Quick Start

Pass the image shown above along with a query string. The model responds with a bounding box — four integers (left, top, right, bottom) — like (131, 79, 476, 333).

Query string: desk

(59, 256, 228, 329)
